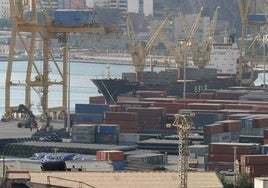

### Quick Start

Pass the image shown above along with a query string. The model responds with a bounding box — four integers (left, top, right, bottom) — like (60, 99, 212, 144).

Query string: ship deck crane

(166, 113, 194, 188)
(191, 6, 220, 68)
(126, 12, 172, 81)
(148, 7, 203, 72)
(5, 1, 110, 123)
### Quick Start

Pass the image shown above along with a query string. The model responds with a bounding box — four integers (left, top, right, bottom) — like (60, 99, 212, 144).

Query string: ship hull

(91, 77, 238, 104)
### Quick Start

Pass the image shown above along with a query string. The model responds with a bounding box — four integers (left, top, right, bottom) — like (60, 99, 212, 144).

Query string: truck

(219, 169, 234, 176)
(12, 104, 38, 128)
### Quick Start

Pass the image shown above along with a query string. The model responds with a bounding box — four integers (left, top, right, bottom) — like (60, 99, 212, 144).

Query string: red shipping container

(199, 93, 215, 99)
(136, 90, 167, 98)
(209, 153, 241, 162)
(203, 123, 223, 136)
(185, 93, 199, 99)
(224, 104, 257, 110)
(96, 150, 124, 161)
(252, 117, 268, 128)
(217, 120, 242, 132)
(89, 95, 106, 104)
(264, 139, 268, 145)
(187, 103, 224, 111)
(150, 102, 186, 114)
(104, 112, 137, 121)
(227, 113, 250, 120)
(141, 97, 176, 103)
(205, 161, 233, 172)
(103, 119, 137, 129)
(117, 101, 153, 109)
(264, 129, 268, 139)
(209, 143, 259, 155)
(240, 155, 268, 166)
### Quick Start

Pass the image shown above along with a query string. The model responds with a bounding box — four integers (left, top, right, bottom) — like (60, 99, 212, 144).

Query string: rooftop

(27, 171, 223, 188)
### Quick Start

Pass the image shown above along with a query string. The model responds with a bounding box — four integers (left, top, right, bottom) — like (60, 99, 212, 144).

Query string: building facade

(0, 0, 10, 19)
(127, 0, 153, 16)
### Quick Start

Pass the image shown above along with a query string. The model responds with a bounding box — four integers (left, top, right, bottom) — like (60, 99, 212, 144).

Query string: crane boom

(127, 13, 172, 81)
(191, 6, 220, 68)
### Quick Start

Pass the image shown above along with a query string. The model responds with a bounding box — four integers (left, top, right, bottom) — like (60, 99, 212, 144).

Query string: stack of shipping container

(203, 120, 242, 144)
(240, 155, 268, 181)
(206, 142, 260, 172)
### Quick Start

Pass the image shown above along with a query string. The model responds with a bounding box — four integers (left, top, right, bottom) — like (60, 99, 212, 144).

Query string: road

(0, 119, 65, 139)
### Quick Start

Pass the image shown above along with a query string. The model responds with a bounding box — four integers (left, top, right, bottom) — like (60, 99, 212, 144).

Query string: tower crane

(5, 0, 110, 123)
(126, 12, 172, 82)
(166, 113, 194, 188)
(191, 6, 220, 68)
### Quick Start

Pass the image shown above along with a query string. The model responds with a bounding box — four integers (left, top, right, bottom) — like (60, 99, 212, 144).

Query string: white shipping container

(254, 177, 268, 188)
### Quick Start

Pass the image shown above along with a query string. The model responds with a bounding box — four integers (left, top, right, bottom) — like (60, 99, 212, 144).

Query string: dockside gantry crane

(191, 6, 220, 68)
(166, 113, 193, 188)
(126, 12, 172, 82)
(237, 0, 267, 86)
(5, 0, 109, 121)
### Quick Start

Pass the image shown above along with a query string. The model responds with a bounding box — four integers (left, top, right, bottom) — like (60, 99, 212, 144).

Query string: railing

(47, 175, 96, 188)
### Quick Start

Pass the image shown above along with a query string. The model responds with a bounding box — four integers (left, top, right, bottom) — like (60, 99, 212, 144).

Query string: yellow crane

(126, 12, 172, 81)
(148, 7, 203, 72)
(237, 0, 267, 85)
(166, 113, 193, 188)
(191, 6, 220, 68)
(5, 0, 110, 122)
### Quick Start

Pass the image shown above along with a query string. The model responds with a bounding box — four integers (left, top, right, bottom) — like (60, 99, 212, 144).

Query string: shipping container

(239, 135, 263, 144)
(187, 103, 224, 111)
(89, 96, 106, 104)
(75, 103, 109, 114)
(192, 113, 224, 129)
(96, 150, 124, 161)
(217, 120, 242, 132)
(150, 102, 185, 114)
(96, 124, 120, 134)
(203, 123, 224, 136)
(241, 155, 268, 166)
(95, 134, 119, 145)
(104, 112, 137, 121)
(126, 153, 166, 165)
(209, 142, 260, 155)
(254, 177, 268, 188)
(54, 10, 99, 26)
(72, 124, 96, 134)
(248, 14, 266, 23)
(73, 113, 103, 124)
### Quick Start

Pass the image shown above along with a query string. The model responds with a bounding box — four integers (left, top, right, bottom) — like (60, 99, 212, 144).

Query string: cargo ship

(91, 41, 257, 104)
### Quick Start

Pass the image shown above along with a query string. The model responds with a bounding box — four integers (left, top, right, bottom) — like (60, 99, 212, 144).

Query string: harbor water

(0, 60, 140, 116)
(0, 60, 265, 116)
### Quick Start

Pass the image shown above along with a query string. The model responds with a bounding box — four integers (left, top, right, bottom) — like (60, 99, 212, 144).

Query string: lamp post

(67, 46, 71, 132)
(263, 34, 267, 88)
(183, 42, 191, 99)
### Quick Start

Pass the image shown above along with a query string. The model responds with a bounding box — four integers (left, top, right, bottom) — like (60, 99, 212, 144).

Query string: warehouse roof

(29, 171, 223, 188)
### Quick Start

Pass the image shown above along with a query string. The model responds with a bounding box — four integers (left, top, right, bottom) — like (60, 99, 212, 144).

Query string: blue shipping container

(96, 124, 120, 134)
(75, 104, 109, 114)
(53, 10, 99, 26)
(248, 14, 267, 23)
(73, 113, 103, 123)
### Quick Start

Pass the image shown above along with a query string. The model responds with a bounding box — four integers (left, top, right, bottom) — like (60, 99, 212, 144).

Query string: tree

(236, 172, 253, 188)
